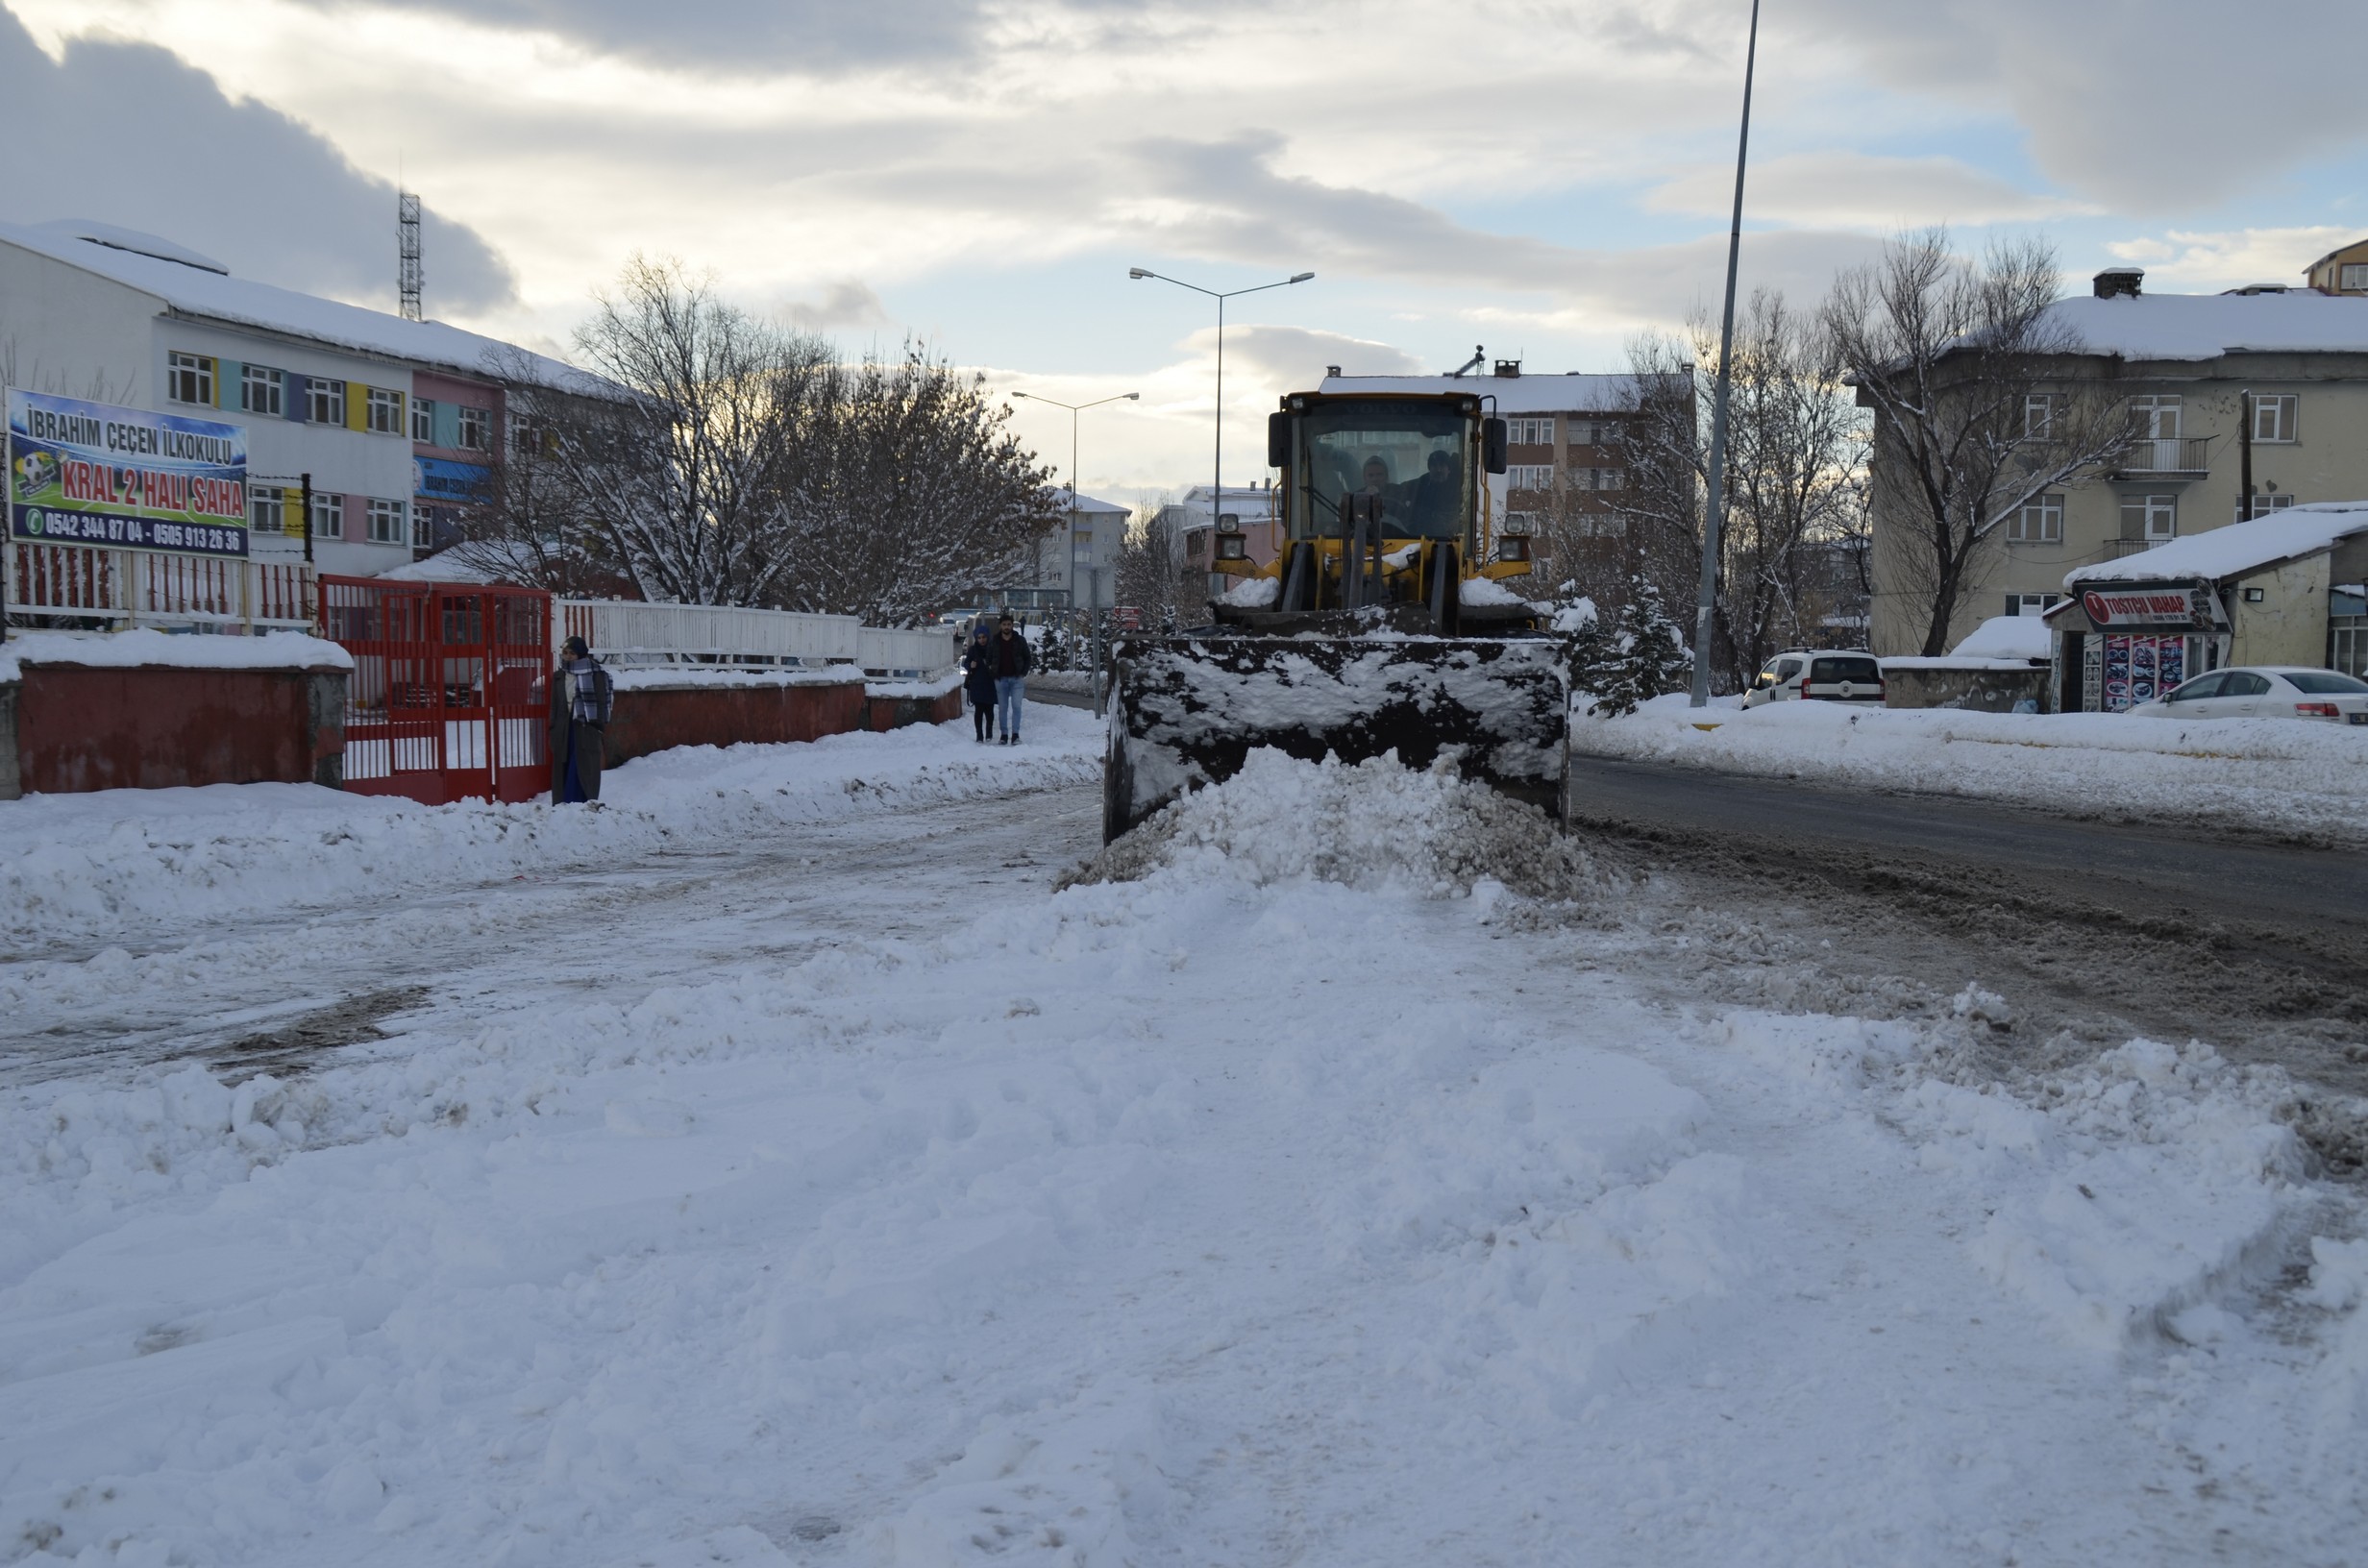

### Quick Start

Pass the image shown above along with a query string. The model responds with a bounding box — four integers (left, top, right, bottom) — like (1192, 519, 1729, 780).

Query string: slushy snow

(2, 724, 2362, 1565)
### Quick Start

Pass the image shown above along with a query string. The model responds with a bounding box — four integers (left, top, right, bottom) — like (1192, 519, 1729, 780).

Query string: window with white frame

(241, 364, 284, 417)
(2343, 263, 2368, 291)
(167, 351, 213, 405)
(1506, 464, 1554, 491)
(1591, 468, 1624, 492)
(307, 377, 345, 426)
(366, 497, 407, 545)
(1567, 420, 1595, 447)
(248, 484, 284, 534)
(2022, 393, 2060, 439)
(2251, 393, 2298, 443)
(2004, 593, 2062, 617)
(2128, 394, 2182, 439)
(366, 387, 404, 435)
(2121, 492, 2178, 542)
(309, 491, 344, 540)
(411, 397, 436, 443)
(1508, 417, 1555, 445)
(2008, 493, 2063, 544)
(456, 404, 492, 452)
(2238, 492, 2298, 522)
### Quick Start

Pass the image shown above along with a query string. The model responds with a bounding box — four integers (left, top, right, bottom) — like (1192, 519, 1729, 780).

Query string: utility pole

(2238, 389, 2254, 524)
(1690, 0, 1762, 708)
(301, 473, 314, 566)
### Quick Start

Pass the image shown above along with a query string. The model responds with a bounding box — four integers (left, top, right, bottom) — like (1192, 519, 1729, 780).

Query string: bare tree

(1824, 231, 2128, 655)
(1112, 502, 1182, 617)
(776, 344, 1062, 625)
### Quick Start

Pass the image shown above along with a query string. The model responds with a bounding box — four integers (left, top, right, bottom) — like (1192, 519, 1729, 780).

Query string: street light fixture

(1128, 266, 1314, 553)
(1012, 390, 1140, 614)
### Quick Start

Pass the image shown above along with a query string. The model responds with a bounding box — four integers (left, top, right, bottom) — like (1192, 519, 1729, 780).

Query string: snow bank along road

(4, 717, 2366, 1565)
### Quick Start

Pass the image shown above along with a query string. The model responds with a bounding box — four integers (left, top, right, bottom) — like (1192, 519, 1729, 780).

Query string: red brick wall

(603, 680, 869, 768)
(12, 664, 344, 796)
(863, 689, 962, 731)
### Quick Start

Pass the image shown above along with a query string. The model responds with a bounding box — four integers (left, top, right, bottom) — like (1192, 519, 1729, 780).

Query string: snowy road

(3, 723, 2365, 1567)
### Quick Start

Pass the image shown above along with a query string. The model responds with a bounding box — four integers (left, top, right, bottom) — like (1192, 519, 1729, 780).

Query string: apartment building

(0, 219, 613, 579)
(1868, 258, 2368, 656)
(1164, 483, 1281, 598)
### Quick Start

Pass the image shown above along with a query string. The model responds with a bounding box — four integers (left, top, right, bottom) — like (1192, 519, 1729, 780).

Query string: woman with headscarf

(962, 622, 999, 743)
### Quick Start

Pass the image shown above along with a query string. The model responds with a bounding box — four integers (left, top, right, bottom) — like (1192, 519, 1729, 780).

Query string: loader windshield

(1290, 402, 1473, 542)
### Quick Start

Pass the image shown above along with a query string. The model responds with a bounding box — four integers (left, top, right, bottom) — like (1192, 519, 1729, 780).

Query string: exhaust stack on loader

(1103, 387, 1571, 842)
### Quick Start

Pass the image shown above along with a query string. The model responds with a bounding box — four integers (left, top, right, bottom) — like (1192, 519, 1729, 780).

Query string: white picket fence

(5, 542, 317, 631)
(556, 598, 954, 675)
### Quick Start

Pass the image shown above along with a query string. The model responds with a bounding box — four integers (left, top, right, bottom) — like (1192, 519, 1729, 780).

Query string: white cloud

(1647, 152, 2088, 231)
(2104, 227, 2359, 292)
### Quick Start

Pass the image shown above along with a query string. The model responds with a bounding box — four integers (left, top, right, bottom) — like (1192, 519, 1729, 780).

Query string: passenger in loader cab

(1411, 449, 1462, 537)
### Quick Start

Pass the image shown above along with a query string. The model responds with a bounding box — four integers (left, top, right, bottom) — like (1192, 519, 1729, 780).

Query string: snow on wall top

(2045, 291, 2368, 362)
(2063, 502, 2368, 586)
(0, 628, 352, 682)
(0, 220, 622, 400)
(1317, 373, 1648, 415)
(1950, 614, 2054, 661)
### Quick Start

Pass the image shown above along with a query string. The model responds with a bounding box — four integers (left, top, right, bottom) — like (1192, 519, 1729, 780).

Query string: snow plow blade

(1103, 635, 1569, 842)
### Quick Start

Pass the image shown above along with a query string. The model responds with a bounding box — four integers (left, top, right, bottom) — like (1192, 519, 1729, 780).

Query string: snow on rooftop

(2047, 290, 2368, 362)
(1318, 372, 1649, 414)
(1059, 492, 1129, 515)
(2063, 502, 2368, 586)
(1949, 614, 2054, 662)
(0, 219, 620, 399)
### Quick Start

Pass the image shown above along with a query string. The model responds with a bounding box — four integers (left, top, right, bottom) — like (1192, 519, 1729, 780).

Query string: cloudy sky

(8, 0, 2366, 502)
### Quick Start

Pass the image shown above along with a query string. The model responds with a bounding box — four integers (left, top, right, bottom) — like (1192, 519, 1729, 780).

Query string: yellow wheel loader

(1103, 387, 1570, 841)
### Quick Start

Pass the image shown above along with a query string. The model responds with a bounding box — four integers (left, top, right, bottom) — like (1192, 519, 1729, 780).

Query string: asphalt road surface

(1566, 752, 2368, 1125)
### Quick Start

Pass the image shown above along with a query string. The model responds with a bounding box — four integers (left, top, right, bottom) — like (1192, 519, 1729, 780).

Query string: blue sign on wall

(413, 455, 491, 502)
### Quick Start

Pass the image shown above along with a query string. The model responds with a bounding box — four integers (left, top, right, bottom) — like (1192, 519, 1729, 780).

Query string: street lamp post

(1128, 266, 1312, 562)
(1012, 390, 1139, 614)
(1690, 0, 1763, 708)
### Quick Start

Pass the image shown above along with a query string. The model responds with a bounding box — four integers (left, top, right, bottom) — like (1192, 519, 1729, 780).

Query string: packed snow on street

(3, 707, 2365, 1566)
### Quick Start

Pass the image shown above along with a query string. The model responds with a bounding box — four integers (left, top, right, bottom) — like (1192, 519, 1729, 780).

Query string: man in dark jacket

(550, 635, 613, 802)
(962, 625, 999, 743)
(991, 614, 1033, 746)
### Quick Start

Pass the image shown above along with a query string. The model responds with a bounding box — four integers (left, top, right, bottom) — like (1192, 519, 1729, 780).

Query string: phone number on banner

(12, 505, 249, 558)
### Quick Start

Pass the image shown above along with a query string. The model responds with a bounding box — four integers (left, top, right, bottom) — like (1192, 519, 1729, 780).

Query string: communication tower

(397, 190, 423, 321)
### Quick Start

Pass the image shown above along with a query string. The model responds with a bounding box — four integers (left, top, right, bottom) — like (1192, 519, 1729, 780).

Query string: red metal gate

(321, 576, 552, 804)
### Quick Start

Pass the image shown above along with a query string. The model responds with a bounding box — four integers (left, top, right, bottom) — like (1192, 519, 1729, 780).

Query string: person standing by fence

(963, 624, 999, 743)
(551, 635, 613, 803)
(992, 614, 1032, 746)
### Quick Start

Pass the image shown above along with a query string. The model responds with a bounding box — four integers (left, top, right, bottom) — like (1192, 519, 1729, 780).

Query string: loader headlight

(1496, 536, 1530, 562)
(1216, 532, 1246, 560)
(1499, 515, 1530, 536)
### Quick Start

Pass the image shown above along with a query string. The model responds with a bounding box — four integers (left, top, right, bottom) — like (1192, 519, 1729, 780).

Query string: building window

(167, 351, 213, 405)
(2122, 493, 2178, 543)
(241, 364, 284, 417)
(2128, 394, 2182, 439)
(1507, 464, 1554, 491)
(2251, 393, 2298, 443)
(456, 404, 492, 452)
(2008, 494, 2063, 544)
(1567, 421, 1595, 447)
(366, 387, 405, 435)
(412, 397, 437, 443)
(2023, 393, 2060, 439)
(2005, 593, 2062, 617)
(1508, 418, 1554, 445)
(310, 491, 344, 541)
(248, 484, 284, 534)
(365, 497, 407, 545)
(2343, 263, 2368, 291)
(307, 378, 345, 426)
(2238, 493, 2298, 522)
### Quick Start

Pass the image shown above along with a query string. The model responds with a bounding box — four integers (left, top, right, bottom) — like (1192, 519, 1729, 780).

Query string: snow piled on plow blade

(1104, 635, 1568, 840)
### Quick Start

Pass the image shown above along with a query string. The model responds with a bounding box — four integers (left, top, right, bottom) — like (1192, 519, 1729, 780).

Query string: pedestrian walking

(992, 613, 1032, 745)
(963, 624, 999, 743)
(550, 634, 613, 803)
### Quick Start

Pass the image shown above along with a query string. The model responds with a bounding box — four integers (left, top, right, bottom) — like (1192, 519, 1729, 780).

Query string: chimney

(1492, 358, 1521, 378)
(2092, 267, 2143, 300)
(1324, 364, 1342, 379)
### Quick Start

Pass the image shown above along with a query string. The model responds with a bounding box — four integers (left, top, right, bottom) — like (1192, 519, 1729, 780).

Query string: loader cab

(1270, 393, 1497, 551)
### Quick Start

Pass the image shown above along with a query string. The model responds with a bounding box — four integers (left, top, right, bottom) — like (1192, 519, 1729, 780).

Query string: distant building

(971, 491, 1129, 613)
(0, 218, 615, 579)
(2304, 235, 2368, 296)
(1162, 484, 1281, 596)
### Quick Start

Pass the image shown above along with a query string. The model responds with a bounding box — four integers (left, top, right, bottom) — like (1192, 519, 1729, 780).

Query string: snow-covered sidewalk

(2, 750, 2362, 1565)
(1575, 694, 2368, 841)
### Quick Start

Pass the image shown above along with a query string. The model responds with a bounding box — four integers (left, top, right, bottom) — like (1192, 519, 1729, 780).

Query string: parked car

(1742, 649, 1887, 709)
(2134, 666, 2368, 723)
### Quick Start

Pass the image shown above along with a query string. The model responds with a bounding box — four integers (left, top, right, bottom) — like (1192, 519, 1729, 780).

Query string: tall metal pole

(1214, 293, 1225, 540)
(1071, 408, 1081, 610)
(1689, 0, 1762, 708)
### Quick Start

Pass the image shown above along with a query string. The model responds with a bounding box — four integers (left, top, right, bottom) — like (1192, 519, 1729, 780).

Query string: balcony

(2111, 436, 2210, 479)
